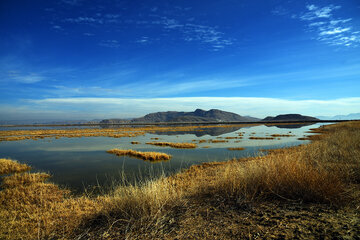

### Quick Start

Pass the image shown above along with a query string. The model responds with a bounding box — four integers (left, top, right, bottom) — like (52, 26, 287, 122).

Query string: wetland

(0, 123, 318, 192)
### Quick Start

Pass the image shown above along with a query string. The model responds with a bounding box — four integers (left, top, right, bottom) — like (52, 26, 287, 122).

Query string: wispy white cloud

(6, 71, 45, 84)
(61, 0, 82, 6)
(156, 17, 234, 51)
(99, 40, 120, 48)
(46, 76, 250, 98)
(136, 36, 149, 44)
(52, 25, 63, 30)
(64, 16, 104, 24)
(300, 4, 341, 20)
(319, 27, 351, 36)
(58, 5, 233, 51)
(297, 4, 360, 47)
(25, 97, 360, 119)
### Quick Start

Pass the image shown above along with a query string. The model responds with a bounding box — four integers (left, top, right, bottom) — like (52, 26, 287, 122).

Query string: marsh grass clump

(270, 134, 295, 137)
(298, 137, 308, 140)
(249, 136, 275, 140)
(227, 147, 245, 151)
(209, 139, 228, 143)
(0, 158, 31, 175)
(107, 149, 172, 161)
(225, 137, 240, 139)
(146, 142, 197, 149)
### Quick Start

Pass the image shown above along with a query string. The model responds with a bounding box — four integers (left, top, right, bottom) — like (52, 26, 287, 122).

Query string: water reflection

(264, 123, 314, 129)
(153, 126, 245, 137)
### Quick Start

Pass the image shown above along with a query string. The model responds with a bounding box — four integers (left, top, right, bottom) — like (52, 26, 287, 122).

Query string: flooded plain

(0, 123, 323, 192)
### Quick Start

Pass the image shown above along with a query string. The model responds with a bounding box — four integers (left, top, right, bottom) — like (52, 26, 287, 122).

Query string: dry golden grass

(227, 147, 245, 151)
(146, 142, 197, 149)
(107, 149, 172, 161)
(1, 172, 50, 188)
(0, 158, 31, 175)
(298, 137, 308, 140)
(209, 139, 229, 143)
(249, 136, 275, 140)
(0, 124, 262, 142)
(270, 134, 295, 137)
(225, 137, 241, 139)
(0, 159, 104, 240)
(131, 141, 140, 144)
(0, 128, 146, 141)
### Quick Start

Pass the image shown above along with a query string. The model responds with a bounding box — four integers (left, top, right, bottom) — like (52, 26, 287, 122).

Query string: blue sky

(1, 0, 360, 120)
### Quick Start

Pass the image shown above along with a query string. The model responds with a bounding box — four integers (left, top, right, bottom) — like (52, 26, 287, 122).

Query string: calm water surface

(0, 123, 323, 192)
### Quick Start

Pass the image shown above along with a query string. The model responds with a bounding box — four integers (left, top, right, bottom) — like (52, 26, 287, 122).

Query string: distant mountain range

(1, 110, 335, 126)
(100, 110, 322, 124)
(316, 113, 360, 120)
(262, 114, 319, 122)
(100, 109, 260, 124)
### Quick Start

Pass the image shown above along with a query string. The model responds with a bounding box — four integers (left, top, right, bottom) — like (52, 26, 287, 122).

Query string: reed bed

(209, 139, 229, 143)
(227, 147, 245, 151)
(146, 142, 197, 149)
(249, 136, 275, 140)
(0, 124, 261, 142)
(270, 134, 295, 137)
(107, 149, 172, 161)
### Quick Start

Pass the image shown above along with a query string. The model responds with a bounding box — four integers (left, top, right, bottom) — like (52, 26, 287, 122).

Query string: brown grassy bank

(0, 122, 359, 239)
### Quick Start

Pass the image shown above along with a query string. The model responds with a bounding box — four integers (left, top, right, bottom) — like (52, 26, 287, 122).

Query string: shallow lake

(0, 123, 324, 193)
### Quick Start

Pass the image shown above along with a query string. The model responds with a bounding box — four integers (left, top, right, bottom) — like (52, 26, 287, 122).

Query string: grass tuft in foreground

(0, 158, 31, 175)
(0, 160, 104, 240)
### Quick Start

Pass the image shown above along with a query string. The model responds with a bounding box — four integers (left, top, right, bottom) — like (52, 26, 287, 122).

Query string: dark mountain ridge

(101, 109, 260, 124)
